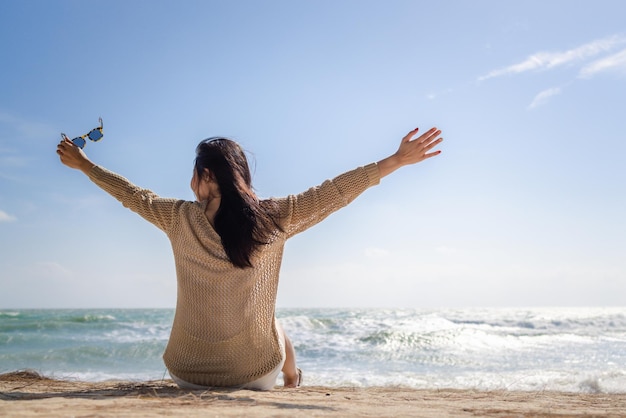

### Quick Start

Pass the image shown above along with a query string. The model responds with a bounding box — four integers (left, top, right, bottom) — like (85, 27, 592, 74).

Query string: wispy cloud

(579, 48, 626, 78)
(479, 35, 626, 81)
(0, 210, 17, 222)
(528, 87, 562, 109)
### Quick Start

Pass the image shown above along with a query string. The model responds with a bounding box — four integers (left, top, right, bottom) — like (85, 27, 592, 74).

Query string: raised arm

(56, 137, 178, 233)
(376, 127, 443, 178)
(276, 126, 443, 237)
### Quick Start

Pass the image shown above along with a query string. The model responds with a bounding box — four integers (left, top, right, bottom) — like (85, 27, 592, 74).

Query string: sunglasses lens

(88, 130, 103, 141)
(72, 138, 86, 149)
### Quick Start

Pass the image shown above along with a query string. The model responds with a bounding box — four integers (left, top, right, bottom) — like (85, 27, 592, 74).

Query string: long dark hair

(195, 137, 280, 268)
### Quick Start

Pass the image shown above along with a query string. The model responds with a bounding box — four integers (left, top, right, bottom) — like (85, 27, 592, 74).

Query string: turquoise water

(1, 307, 625, 393)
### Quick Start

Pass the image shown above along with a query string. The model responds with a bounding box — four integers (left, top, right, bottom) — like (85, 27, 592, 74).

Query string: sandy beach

(1, 371, 625, 417)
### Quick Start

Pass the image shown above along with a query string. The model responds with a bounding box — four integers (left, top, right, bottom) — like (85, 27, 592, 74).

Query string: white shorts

(169, 320, 286, 391)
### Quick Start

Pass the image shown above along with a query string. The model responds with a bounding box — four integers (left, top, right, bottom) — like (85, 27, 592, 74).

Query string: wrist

(376, 154, 402, 178)
(80, 160, 96, 175)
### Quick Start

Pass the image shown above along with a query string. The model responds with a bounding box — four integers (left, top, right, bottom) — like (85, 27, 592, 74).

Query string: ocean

(1, 308, 624, 393)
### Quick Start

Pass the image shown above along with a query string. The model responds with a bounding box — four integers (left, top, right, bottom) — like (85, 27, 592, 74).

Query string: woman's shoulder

(260, 196, 290, 214)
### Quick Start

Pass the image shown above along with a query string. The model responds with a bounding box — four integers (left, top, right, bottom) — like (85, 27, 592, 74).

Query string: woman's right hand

(376, 127, 443, 178)
(56, 137, 96, 174)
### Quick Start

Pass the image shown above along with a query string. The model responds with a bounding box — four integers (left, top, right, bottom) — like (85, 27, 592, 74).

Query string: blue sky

(1, 0, 625, 309)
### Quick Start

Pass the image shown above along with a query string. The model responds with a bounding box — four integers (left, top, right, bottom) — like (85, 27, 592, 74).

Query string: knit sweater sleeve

(277, 162, 380, 238)
(87, 165, 179, 233)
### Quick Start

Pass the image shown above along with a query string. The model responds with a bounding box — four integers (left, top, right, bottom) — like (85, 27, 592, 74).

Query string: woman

(56, 126, 443, 390)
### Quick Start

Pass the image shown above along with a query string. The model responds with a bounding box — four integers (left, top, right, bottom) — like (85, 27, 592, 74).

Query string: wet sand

(1, 371, 625, 417)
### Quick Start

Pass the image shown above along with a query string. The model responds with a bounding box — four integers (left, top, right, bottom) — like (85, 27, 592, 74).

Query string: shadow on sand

(0, 370, 336, 412)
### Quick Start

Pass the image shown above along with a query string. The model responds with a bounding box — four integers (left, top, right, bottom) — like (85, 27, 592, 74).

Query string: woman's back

(164, 197, 286, 386)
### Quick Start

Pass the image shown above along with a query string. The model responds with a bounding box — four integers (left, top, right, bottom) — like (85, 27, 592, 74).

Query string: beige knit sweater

(88, 162, 380, 386)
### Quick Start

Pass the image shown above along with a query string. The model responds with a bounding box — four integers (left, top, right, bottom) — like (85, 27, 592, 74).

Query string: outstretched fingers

(421, 127, 442, 148)
(413, 127, 442, 151)
(401, 127, 420, 143)
(415, 127, 440, 144)
(397, 126, 443, 165)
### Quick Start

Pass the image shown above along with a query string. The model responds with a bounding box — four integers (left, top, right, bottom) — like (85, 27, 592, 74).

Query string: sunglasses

(61, 117, 104, 149)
